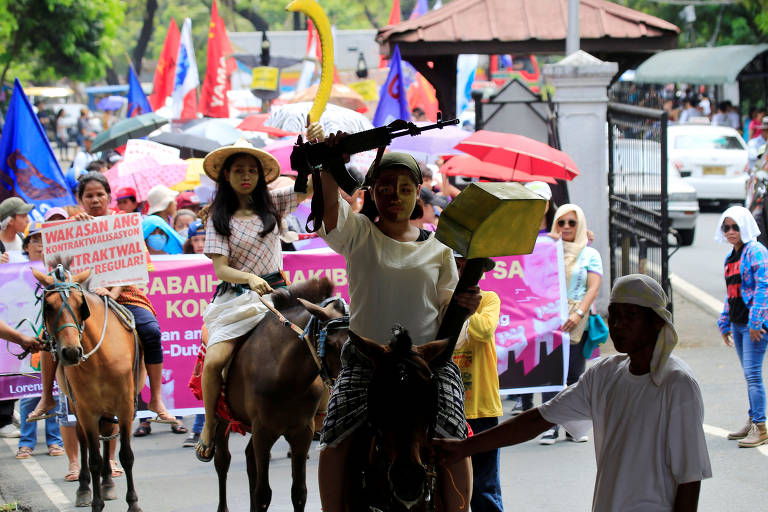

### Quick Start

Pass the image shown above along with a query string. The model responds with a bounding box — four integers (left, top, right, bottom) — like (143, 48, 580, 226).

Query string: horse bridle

(259, 295, 350, 388)
(42, 266, 108, 363)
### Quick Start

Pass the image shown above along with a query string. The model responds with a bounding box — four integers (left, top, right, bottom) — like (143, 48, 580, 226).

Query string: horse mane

(387, 324, 413, 356)
(271, 277, 335, 311)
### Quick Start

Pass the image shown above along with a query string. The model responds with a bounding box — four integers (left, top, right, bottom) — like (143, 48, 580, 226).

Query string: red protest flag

(379, 0, 402, 68)
(199, 0, 236, 118)
(149, 18, 181, 111)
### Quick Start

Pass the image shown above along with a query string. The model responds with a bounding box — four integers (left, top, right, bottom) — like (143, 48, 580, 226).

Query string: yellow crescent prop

(285, 0, 334, 124)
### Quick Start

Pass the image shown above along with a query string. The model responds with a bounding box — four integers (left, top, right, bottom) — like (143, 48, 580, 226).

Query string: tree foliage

(0, 0, 124, 90)
(620, 0, 768, 47)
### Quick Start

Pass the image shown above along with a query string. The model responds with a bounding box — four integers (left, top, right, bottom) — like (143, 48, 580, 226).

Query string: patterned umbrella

(266, 102, 373, 135)
(104, 155, 188, 202)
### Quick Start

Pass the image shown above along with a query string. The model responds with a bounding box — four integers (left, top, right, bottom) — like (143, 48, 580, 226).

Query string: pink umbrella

(104, 156, 188, 202)
(263, 139, 297, 176)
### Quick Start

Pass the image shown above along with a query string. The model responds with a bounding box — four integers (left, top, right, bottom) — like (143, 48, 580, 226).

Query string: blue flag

(127, 67, 152, 117)
(0, 79, 75, 220)
(373, 45, 410, 127)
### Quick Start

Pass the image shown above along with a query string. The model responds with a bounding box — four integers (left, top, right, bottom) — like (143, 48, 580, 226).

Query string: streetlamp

(260, 30, 271, 67)
(356, 51, 368, 79)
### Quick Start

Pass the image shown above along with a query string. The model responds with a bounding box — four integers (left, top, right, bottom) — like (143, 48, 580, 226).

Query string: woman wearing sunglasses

(539, 204, 603, 444)
(716, 205, 768, 447)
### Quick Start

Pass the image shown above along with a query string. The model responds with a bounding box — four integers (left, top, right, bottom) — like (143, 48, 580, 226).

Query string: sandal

(65, 462, 80, 482)
(148, 410, 178, 424)
(26, 403, 56, 422)
(133, 422, 151, 437)
(48, 444, 64, 456)
(16, 446, 33, 459)
(195, 440, 215, 463)
(110, 460, 123, 478)
(171, 423, 188, 434)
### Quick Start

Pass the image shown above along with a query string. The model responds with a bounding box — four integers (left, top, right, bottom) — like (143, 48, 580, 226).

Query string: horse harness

(258, 295, 349, 388)
(38, 266, 142, 437)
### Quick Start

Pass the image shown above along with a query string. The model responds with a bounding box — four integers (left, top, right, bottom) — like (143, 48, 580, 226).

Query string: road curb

(671, 273, 722, 318)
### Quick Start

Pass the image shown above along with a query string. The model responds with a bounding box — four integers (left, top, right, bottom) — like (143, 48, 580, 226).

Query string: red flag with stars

(149, 18, 181, 111)
(199, 0, 236, 118)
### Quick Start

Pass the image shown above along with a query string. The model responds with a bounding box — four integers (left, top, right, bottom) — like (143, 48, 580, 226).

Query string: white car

(668, 124, 749, 204)
(612, 138, 700, 246)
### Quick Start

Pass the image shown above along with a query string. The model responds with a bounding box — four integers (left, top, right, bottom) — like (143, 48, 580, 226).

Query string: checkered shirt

(204, 187, 298, 275)
(321, 341, 468, 447)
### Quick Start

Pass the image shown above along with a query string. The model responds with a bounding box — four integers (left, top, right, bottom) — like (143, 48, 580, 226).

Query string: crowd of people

(3, 108, 767, 510)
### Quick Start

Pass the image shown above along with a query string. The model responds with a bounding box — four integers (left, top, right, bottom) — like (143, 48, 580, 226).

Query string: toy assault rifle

(290, 115, 460, 195)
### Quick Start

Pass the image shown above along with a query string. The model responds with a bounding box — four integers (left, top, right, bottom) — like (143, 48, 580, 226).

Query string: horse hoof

(103, 484, 118, 501)
(75, 489, 92, 507)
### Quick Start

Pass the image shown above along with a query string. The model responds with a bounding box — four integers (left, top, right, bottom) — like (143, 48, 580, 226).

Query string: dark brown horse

(347, 326, 453, 512)
(213, 278, 348, 512)
(33, 266, 141, 512)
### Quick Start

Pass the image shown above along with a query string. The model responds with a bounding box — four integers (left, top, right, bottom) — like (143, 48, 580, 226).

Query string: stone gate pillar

(543, 51, 618, 312)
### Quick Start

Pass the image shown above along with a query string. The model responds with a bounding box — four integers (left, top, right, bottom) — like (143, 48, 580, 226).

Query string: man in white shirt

(433, 274, 712, 512)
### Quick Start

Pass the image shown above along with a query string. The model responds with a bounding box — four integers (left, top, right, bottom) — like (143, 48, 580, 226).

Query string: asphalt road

(669, 210, 732, 300)
(2, 292, 767, 511)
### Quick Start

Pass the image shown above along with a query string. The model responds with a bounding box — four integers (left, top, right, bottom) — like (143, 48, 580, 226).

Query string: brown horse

(213, 278, 348, 512)
(33, 266, 141, 512)
(346, 326, 453, 512)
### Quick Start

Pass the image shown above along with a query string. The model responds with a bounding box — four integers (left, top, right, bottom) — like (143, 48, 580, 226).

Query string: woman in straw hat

(195, 139, 311, 462)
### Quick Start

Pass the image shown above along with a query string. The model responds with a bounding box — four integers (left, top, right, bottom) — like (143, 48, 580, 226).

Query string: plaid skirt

(321, 340, 468, 447)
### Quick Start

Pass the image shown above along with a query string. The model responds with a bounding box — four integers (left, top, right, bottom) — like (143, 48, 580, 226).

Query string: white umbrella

(266, 102, 373, 135)
(184, 119, 243, 146)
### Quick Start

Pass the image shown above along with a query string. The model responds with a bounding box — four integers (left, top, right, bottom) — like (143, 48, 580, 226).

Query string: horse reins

(258, 295, 348, 388)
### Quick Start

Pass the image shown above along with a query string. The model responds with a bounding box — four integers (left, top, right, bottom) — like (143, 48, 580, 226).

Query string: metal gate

(607, 103, 672, 308)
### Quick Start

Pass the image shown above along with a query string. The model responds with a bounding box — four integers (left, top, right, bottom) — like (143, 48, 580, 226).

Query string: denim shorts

(56, 394, 76, 427)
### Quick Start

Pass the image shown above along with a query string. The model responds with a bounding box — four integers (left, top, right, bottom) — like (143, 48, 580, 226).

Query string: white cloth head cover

(610, 274, 678, 386)
(550, 204, 588, 286)
(714, 205, 760, 244)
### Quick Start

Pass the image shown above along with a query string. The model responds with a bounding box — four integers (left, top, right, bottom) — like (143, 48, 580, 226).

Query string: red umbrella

(440, 154, 556, 184)
(454, 130, 579, 181)
(238, 114, 298, 138)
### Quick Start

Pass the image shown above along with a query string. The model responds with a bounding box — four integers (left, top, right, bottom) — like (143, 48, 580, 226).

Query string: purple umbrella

(96, 95, 127, 111)
(388, 122, 472, 159)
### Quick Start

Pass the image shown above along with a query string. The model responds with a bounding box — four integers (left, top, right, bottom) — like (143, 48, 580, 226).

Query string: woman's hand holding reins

(248, 275, 273, 296)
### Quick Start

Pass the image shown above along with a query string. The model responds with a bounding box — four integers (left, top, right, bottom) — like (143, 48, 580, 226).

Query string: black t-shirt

(725, 244, 749, 325)
(415, 228, 431, 242)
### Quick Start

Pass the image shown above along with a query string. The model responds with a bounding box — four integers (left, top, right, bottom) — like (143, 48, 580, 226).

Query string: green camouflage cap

(362, 152, 422, 189)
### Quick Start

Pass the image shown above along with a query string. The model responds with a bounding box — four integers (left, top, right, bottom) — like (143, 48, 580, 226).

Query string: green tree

(0, 0, 124, 90)
(620, 0, 768, 47)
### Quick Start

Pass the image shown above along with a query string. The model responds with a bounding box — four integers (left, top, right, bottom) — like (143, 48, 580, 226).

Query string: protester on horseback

(195, 139, 313, 463)
(28, 172, 176, 430)
(315, 137, 480, 511)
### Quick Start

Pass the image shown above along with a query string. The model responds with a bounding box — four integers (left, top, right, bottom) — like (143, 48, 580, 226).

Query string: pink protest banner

(41, 213, 148, 288)
(35, 240, 567, 414)
(0, 261, 62, 400)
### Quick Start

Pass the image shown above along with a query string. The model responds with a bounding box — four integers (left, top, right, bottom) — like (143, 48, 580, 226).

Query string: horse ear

(415, 338, 453, 366)
(349, 330, 386, 363)
(297, 297, 341, 322)
(31, 267, 53, 286)
(72, 269, 91, 283)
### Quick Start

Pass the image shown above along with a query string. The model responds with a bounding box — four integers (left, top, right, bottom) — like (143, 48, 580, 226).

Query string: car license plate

(702, 166, 725, 175)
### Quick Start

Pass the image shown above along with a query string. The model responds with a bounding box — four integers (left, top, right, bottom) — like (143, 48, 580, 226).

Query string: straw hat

(203, 138, 280, 183)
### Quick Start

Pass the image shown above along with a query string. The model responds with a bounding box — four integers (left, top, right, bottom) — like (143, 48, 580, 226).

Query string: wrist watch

(575, 308, 585, 318)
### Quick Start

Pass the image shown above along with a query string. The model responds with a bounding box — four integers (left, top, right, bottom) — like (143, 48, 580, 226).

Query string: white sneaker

(566, 431, 588, 443)
(0, 424, 20, 438)
(539, 427, 558, 445)
(12, 410, 20, 427)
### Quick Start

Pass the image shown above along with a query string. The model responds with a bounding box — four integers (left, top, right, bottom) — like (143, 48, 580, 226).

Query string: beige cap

(146, 185, 179, 215)
(203, 138, 280, 183)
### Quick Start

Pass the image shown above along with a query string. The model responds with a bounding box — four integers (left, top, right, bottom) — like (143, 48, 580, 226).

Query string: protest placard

(40, 213, 148, 288)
